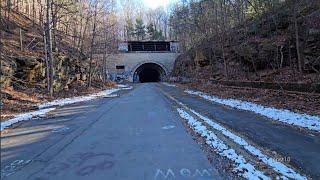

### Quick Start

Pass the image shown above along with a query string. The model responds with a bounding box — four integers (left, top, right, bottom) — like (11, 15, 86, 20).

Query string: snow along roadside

(162, 82, 176, 87)
(186, 106, 306, 180)
(185, 90, 320, 132)
(166, 90, 306, 179)
(1, 85, 132, 131)
(39, 85, 132, 109)
(1, 108, 56, 131)
(177, 108, 270, 180)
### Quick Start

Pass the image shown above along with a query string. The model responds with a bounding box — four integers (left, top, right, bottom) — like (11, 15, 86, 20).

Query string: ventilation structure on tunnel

(133, 63, 166, 83)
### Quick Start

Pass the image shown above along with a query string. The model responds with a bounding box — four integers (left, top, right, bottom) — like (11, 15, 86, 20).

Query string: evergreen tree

(134, 18, 146, 40)
(147, 23, 165, 40)
(155, 29, 164, 40)
(147, 23, 156, 40)
(125, 19, 134, 40)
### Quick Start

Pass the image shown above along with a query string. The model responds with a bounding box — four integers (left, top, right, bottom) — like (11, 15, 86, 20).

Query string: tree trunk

(32, 0, 35, 25)
(221, 0, 228, 79)
(88, 3, 98, 87)
(280, 45, 284, 69)
(79, 15, 90, 55)
(294, 0, 303, 72)
(46, 0, 54, 96)
(51, 0, 57, 52)
(103, 26, 109, 83)
(6, 0, 11, 29)
(43, 27, 50, 92)
(19, 28, 23, 51)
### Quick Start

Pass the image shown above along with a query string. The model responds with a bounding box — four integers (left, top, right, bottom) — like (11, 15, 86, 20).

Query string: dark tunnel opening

(134, 63, 165, 83)
(139, 68, 160, 82)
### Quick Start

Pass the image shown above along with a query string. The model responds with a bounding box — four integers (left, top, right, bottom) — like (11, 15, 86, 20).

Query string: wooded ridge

(170, 0, 320, 84)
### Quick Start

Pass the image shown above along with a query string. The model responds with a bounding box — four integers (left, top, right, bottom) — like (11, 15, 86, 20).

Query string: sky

(142, 0, 179, 9)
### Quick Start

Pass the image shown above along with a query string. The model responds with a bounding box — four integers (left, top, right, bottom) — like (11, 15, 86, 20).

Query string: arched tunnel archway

(133, 63, 166, 83)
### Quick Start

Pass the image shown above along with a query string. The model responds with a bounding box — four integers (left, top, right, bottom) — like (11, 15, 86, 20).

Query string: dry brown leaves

(181, 82, 320, 116)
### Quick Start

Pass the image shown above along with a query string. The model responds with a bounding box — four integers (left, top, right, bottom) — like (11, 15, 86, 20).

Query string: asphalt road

(1, 83, 319, 179)
(1, 84, 220, 180)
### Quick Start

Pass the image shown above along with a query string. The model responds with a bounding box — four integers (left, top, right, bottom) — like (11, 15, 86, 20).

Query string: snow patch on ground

(1, 108, 55, 131)
(103, 94, 118, 98)
(52, 127, 70, 133)
(39, 88, 122, 109)
(162, 125, 175, 130)
(1, 85, 132, 131)
(187, 107, 306, 180)
(162, 82, 176, 87)
(185, 90, 320, 132)
(120, 87, 133, 90)
(1, 159, 32, 178)
(177, 108, 270, 180)
(117, 84, 130, 88)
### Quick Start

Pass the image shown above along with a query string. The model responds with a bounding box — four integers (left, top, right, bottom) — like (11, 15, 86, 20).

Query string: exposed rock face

(0, 10, 90, 91)
(171, 51, 195, 78)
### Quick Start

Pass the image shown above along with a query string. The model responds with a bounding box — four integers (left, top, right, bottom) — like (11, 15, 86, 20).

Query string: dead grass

(0, 80, 116, 121)
(179, 82, 320, 116)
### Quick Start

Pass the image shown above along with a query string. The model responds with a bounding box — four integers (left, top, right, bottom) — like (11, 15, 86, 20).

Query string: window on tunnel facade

(116, 65, 125, 69)
(118, 41, 179, 52)
(116, 65, 125, 73)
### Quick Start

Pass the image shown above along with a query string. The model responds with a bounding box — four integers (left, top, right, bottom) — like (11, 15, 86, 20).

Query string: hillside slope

(172, 1, 320, 83)
(170, 1, 320, 116)
(0, 10, 114, 119)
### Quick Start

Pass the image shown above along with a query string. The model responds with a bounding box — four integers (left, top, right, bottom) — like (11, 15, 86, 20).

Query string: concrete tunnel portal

(102, 41, 179, 82)
(133, 63, 166, 83)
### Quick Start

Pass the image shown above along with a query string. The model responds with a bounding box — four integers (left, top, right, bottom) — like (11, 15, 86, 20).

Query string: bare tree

(45, 0, 54, 96)
(88, 1, 98, 87)
(293, 0, 303, 72)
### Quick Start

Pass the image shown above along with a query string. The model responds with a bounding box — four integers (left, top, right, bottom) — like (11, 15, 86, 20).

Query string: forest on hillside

(170, 0, 320, 83)
(1, 0, 320, 118)
(0, 0, 174, 117)
(167, 0, 320, 116)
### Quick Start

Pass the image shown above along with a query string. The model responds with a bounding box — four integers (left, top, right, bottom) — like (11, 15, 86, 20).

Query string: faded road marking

(43, 152, 114, 177)
(162, 125, 175, 130)
(1, 159, 32, 178)
(52, 127, 70, 133)
(154, 168, 212, 179)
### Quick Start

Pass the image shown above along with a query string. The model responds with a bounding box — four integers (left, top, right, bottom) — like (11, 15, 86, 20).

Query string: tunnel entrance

(139, 68, 160, 82)
(134, 63, 166, 83)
